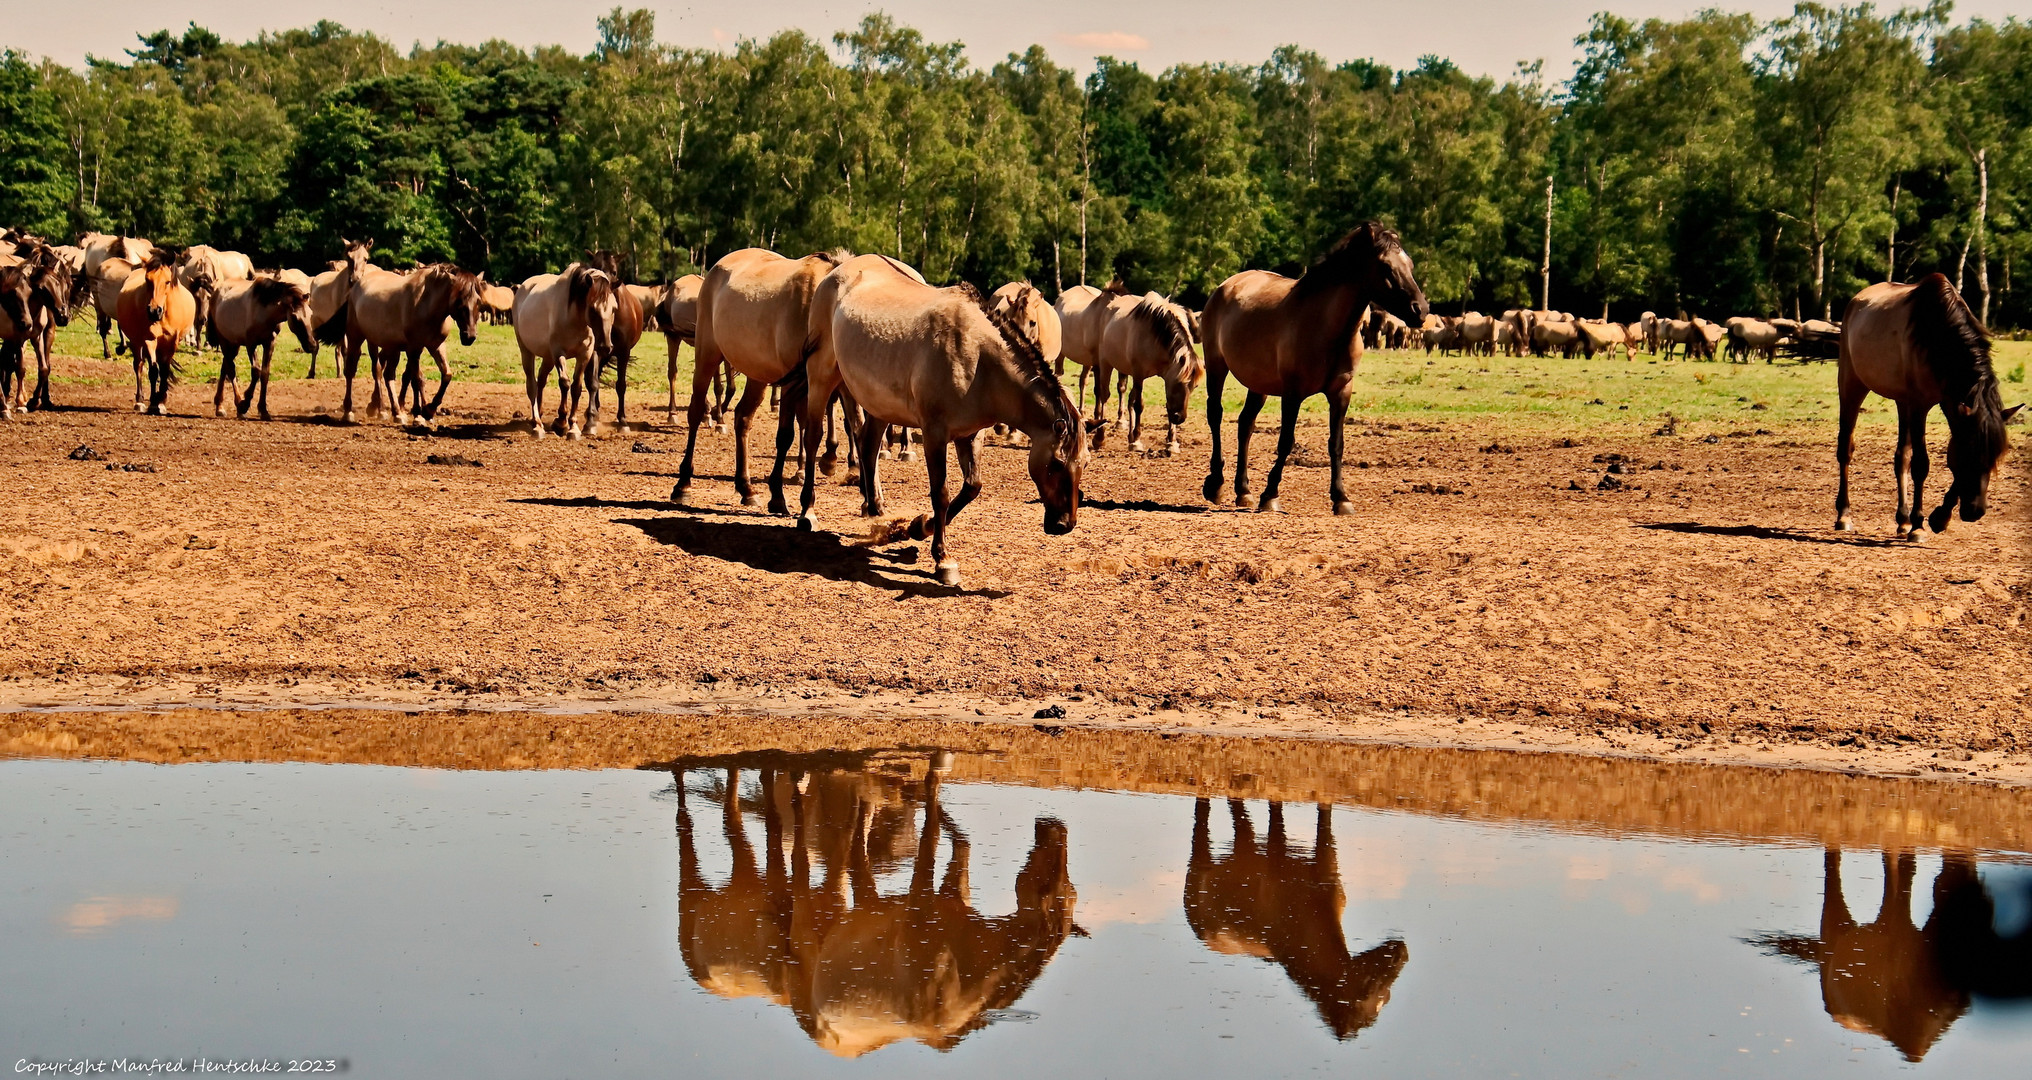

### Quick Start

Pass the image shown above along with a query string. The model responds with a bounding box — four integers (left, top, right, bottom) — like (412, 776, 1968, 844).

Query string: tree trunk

(1975, 147, 1990, 324)
(1540, 175, 1553, 310)
(1885, 177, 1899, 283)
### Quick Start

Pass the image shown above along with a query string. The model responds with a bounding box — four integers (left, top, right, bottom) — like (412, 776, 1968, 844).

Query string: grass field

(46, 318, 2032, 437)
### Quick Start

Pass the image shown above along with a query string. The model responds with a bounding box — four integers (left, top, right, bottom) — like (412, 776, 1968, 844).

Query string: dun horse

(114, 248, 197, 415)
(1092, 292, 1202, 455)
(0, 245, 76, 416)
(512, 262, 617, 439)
(207, 275, 313, 420)
(1835, 274, 2018, 540)
(1200, 222, 1429, 513)
(798, 255, 1085, 588)
(584, 250, 648, 429)
(674, 249, 849, 513)
(341, 253, 485, 425)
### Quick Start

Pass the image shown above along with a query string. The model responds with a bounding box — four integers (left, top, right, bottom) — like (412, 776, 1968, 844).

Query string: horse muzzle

(147, 306, 164, 323)
(460, 329, 478, 347)
(1044, 509, 1076, 536)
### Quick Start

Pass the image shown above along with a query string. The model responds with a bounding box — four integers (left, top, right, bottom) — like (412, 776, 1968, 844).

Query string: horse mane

(807, 248, 854, 269)
(971, 283, 1081, 460)
(1129, 293, 1193, 359)
(251, 274, 307, 307)
(563, 262, 612, 309)
(143, 247, 179, 272)
(1293, 222, 1401, 299)
(1911, 272, 2009, 467)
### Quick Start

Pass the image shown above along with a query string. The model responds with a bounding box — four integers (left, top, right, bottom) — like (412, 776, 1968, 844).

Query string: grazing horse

(1835, 275, 2018, 540)
(798, 254, 1085, 588)
(0, 246, 75, 415)
(1201, 222, 1429, 513)
(1186, 800, 1408, 1040)
(1092, 291, 1203, 455)
(675, 249, 850, 513)
(342, 257, 485, 425)
(512, 262, 617, 439)
(207, 275, 313, 420)
(114, 249, 197, 415)
(1457, 311, 1496, 355)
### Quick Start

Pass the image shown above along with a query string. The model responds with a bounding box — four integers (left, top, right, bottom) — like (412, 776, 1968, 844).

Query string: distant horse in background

(584, 250, 649, 429)
(1835, 274, 2019, 541)
(1200, 222, 1429, 513)
(1092, 292, 1202, 456)
(650, 274, 720, 426)
(1054, 283, 1124, 409)
(177, 245, 254, 348)
(114, 248, 197, 415)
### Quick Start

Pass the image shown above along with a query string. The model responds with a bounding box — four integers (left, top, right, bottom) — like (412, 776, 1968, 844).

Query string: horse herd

(0, 223, 2016, 579)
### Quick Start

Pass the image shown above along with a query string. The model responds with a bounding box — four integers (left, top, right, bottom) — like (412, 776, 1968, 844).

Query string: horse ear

(1957, 402, 1976, 417)
(2004, 403, 2025, 422)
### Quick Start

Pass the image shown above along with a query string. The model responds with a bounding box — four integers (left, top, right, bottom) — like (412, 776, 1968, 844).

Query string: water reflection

(675, 757, 1078, 1057)
(1186, 799, 1407, 1040)
(1753, 848, 2032, 1061)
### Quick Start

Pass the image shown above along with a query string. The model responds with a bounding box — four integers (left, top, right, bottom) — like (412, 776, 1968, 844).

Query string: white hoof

(935, 561, 962, 588)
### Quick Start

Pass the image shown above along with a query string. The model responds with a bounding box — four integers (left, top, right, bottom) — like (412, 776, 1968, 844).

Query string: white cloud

(1058, 31, 1152, 53)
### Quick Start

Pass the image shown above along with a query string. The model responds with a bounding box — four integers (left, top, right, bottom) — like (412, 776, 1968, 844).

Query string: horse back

(1841, 282, 1937, 404)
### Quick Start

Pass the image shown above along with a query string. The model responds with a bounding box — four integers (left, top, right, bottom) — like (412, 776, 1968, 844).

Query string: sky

(11, 1, 2032, 82)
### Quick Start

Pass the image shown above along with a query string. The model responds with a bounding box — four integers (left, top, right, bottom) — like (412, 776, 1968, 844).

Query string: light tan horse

(512, 262, 617, 439)
(1054, 283, 1119, 404)
(675, 249, 851, 513)
(798, 255, 1085, 588)
(206, 275, 312, 420)
(298, 254, 370, 378)
(1092, 291, 1203, 455)
(1457, 311, 1496, 355)
(1576, 319, 1628, 360)
(114, 249, 197, 415)
(80, 234, 154, 282)
(341, 256, 485, 425)
(653, 274, 719, 425)
(1187, 800, 1408, 1040)
(1835, 274, 2019, 539)
(89, 256, 135, 358)
(1201, 222, 1429, 513)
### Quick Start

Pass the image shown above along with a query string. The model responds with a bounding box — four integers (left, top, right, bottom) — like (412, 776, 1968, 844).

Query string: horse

(1835, 274, 2018, 540)
(797, 254, 1084, 589)
(206, 274, 313, 420)
(0, 244, 75, 416)
(983, 282, 1065, 449)
(1576, 319, 1628, 360)
(341, 253, 485, 425)
(1457, 311, 1496, 355)
(674, 249, 850, 514)
(1092, 291, 1202, 455)
(1501, 309, 1533, 357)
(298, 251, 372, 378)
(1200, 222, 1429, 513)
(512, 262, 617, 439)
(89, 256, 136, 358)
(114, 248, 197, 415)
(1186, 799, 1408, 1040)
(1054, 283, 1124, 407)
(79, 234, 153, 282)
(479, 284, 515, 325)
(582, 251, 649, 430)
(177, 245, 254, 348)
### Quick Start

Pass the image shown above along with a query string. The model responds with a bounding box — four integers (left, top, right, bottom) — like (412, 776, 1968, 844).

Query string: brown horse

(1201, 223, 1429, 513)
(512, 262, 617, 439)
(1186, 799, 1409, 1040)
(1835, 275, 2019, 540)
(342, 253, 485, 425)
(585, 251, 648, 428)
(114, 248, 197, 415)
(1092, 292, 1203, 455)
(0, 244, 76, 416)
(675, 249, 848, 513)
(798, 254, 1085, 588)
(207, 275, 313, 420)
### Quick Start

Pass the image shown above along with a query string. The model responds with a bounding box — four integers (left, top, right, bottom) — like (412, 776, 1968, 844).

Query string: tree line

(0, 3, 2025, 326)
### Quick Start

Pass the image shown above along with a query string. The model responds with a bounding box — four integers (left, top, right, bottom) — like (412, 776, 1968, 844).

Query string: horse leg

(246, 340, 275, 419)
(1255, 392, 1304, 513)
(795, 366, 844, 532)
(921, 432, 960, 587)
(561, 354, 589, 439)
(665, 335, 683, 425)
(1902, 402, 1933, 542)
(1326, 379, 1355, 516)
(766, 376, 804, 516)
(1833, 372, 1865, 531)
(672, 346, 727, 504)
(420, 345, 453, 423)
(0, 343, 17, 419)
(1202, 363, 1230, 503)
(818, 396, 840, 477)
(98, 311, 113, 359)
(214, 344, 239, 418)
(1114, 370, 1128, 428)
(520, 345, 547, 439)
(1892, 404, 1915, 537)
(31, 329, 54, 411)
(944, 432, 985, 523)
(1090, 366, 1113, 450)
(1232, 391, 1267, 509)
(150, 340, 173, 414)
(340, 344, 362, 423)
(857, 409, 886, 517)
(1128, 377, 1148, 453)
(729, 377, 769, 508)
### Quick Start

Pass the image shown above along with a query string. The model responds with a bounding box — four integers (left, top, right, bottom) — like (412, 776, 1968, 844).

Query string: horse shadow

(1637, 521, 1909, 548)
(418, 420, 525, 441)
(601, 511, 1008, 599)
(1085, 497, 1208, 515)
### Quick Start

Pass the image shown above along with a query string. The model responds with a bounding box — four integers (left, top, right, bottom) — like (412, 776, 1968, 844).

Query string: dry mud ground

(1, 357, 2028, 782)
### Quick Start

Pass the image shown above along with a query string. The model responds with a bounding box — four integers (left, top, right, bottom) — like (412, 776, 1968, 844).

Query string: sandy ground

(1, 357, 2028, 781)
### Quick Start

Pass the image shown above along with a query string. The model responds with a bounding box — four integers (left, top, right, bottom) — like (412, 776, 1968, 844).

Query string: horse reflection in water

(1755, 848, 2032, 1062)
(1186, 799, 1408, 1039)
(674, 757, 1079, 1057)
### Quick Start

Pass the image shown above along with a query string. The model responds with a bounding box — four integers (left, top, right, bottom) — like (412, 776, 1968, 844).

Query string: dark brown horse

(1835, 275, 2020, 540)
(585, 250, 648, 428)
(1186, 799, 1408, 1040)
(1200, 223, 1428, 513)
(0, 243, 76, 417)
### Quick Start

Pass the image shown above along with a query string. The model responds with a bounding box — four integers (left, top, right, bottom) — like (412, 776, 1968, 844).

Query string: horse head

(1913, 274, 2015, 525)
(1138, 294, 1203, 427)
(448, 267, 486, 347)
(141, 248, 182, 324)
(568, 263, 616, 357)
(27, 249, 73, 329)
(980, 288, 1083, 534)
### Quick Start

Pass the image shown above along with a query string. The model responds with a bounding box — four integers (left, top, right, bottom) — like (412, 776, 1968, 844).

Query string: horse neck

(1295, 276, 1374, 353)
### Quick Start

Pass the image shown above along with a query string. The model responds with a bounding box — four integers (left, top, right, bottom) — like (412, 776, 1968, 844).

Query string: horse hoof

(899, 449, 916, 462)
(796, 513, 817, 533)
(566, 429, 582, 442)
(666, 413, 681, 426)
(1833, 518, 1853, 532)
(935, 562, 962, 588)
(1333, 501, 1357, 517)
(819, 453, 839, 478)
(878, 448, 893, 460)
(134, 402, 148, 414)
(342, 411, 357, 424)
(530, 426, 545, 440)
(740, 493, 762, 508)
(1163, 443, 1179, 458)
(768, 496, 789, 517)
(1258, 496, 1283, 514)
(1235, 493, 1258, 510)
(1906, 527, 1931, 545)
(670, 485, 688, 504)
(1202, 476, 1225, 503)
(907, 514, 931, 541)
